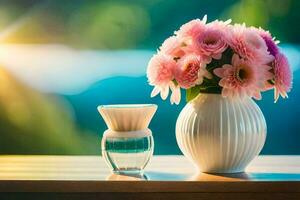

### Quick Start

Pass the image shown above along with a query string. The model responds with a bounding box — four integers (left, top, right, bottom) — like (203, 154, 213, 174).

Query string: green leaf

(186, 85, 201, 102)
(206, 48, 234, 71)
(172, 79, 178, 86)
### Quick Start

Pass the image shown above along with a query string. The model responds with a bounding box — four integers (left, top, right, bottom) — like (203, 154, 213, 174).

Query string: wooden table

(0, 155, 299, 199)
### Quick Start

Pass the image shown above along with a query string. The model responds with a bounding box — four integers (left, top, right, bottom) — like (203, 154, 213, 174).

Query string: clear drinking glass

(98, 104, 157, 174)
(102, 131, 154, 174)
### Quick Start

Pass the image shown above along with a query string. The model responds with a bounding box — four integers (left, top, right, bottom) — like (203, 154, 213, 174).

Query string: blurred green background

(0, 0, 299, 155)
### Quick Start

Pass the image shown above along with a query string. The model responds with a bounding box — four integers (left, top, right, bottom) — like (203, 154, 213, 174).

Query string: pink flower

(189, 20, 230, 62)
(214, 54, 273, 99)
(228, 24, 274, 64)
(146, 17, 291, 104)
(252, 27, 279, 56)
(174, 54, 212, 89)
(175, 15, 207, 39)
(147, 53, 176, 100)
(160, 36, 185, 58)
(272, 53, 292, 102)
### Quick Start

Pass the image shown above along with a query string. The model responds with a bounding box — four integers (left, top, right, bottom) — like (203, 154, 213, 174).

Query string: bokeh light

(0, 0, 299, 155)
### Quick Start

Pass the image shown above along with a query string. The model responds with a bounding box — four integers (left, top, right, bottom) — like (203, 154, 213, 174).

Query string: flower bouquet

(147, 15, 292, 104)
(146, 16, 293, 173)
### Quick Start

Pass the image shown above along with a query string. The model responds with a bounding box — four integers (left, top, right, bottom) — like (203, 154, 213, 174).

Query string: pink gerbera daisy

(174, 54, 212, 89)
(272, 53, 293, 102)
(228, 24, 274, 65)
(175, 15, 207, 39)
(251, 27, 279, 56)
(147, 53, 176, 100)
(160, 36, 185, 58)
(214, 54, 272, 99)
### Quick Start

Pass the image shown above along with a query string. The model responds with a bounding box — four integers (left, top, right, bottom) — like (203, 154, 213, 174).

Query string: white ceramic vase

(176, 94, 267, 173)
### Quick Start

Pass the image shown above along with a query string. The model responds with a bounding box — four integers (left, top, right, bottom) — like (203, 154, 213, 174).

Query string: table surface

(0, 155, 299, 194)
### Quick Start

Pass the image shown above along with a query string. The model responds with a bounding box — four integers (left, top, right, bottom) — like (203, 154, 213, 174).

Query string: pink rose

(190, 20, 230, 62)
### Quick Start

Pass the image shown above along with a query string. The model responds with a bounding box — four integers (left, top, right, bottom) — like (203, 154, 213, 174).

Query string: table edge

(0, 180, 299, 193)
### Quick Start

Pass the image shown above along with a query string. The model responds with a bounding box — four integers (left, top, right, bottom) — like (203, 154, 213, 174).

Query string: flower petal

(150, 86, 160, 97)
(170, 82, 181, 105)
(212, 53, 222, 60)
(160, 85, 169, 100)
(213, 68, 225, 78)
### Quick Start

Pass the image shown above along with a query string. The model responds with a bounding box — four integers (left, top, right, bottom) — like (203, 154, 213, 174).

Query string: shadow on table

(192, 172, 300, 181)
(106, 171, 192, 181)
(106, 173, 149, 181)
(191, 172, 250, 181)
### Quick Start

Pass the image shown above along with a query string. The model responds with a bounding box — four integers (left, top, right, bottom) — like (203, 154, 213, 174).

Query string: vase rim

(98, 104, 157, 131)
(196, 93, 253, 99)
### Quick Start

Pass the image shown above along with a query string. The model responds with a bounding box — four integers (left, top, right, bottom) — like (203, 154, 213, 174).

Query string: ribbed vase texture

(176, 94, 267, 173)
